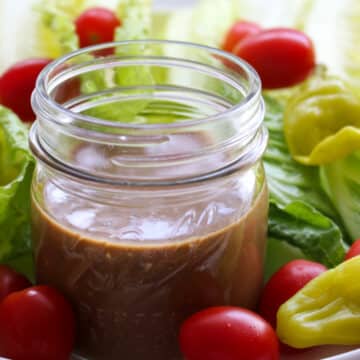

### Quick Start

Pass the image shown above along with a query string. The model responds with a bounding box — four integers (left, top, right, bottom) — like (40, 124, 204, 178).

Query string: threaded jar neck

(30, 40, 266, 187)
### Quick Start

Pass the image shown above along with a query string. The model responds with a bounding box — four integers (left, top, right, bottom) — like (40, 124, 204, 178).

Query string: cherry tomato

(234, 28, 315, 89)
(345, 239, 360, 260)
(0, 58, 52, 122)
(0, 265, 31, 302)
(0, 285, 75, 360)
(258, 259, 326, 328)
(222, 20, 261, 53)
(75, 7, 121, 56)
(179, 306, 279, 360)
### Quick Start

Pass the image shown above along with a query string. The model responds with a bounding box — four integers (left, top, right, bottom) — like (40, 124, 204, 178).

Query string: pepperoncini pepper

(277, 256, 360, 348)
(284, 72, 360, 165)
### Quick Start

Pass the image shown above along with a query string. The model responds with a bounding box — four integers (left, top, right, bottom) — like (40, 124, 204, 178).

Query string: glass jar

(30, 40, 268, 360)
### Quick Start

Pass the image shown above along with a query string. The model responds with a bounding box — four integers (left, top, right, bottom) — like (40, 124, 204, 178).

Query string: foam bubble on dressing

(66, 209, 97, 230)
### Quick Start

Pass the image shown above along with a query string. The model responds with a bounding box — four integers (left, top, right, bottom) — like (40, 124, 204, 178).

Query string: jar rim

(30, 39, 267, 187)
(33, 39, 261, 130)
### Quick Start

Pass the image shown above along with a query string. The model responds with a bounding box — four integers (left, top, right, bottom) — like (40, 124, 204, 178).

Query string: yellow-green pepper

(277, 256, 360, 348)
(284, 72, 360, 165)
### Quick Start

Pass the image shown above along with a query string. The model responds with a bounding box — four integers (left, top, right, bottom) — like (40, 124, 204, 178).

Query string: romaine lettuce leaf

(268, 201, 346, 268)
(0, 106, 35, 279)
(320, 152, 360, 241)
(264, 237, 308, 282)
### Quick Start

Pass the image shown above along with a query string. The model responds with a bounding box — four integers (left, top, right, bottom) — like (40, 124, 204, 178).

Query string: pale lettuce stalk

(320, 152, 360, 241)
(115, 0, 151, 41)
(232, 0, 315, 30)
(36, 1, 80, 58)
(38, 0, 89, 17)
(304, 0, 360, 96)
(153, 0, 236, 46)
(152, 0, 315, 47)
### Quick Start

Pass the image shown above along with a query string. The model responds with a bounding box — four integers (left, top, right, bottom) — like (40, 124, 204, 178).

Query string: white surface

(324, 349, 360, 359)
(281, 346, 359, 360)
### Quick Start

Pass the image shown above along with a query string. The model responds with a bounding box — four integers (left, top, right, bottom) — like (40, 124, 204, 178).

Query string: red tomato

(75, 7, 121, 56)
(0, 265, 31, 302)
(179, 306, 279, 360)
(345, 239, 360, 260)
(234, 28, 315, 89)
(0, 285, 75, 360)
(258, 259, 326, 328)
(0, 58, 52, 122)
(222, 20, 261, 53)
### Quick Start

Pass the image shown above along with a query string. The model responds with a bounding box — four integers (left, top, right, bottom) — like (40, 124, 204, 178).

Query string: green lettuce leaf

(264, 237, 308, 282)
(320, 152, 360, 241)
(268, 201, 346, 268)
(0, 106, 35, 279)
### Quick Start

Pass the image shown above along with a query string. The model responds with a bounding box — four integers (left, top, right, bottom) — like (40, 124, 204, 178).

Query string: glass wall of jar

(30, 40, 268, 360)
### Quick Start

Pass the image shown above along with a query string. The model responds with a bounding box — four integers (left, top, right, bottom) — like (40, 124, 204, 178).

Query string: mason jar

(30, 40, 268, 360)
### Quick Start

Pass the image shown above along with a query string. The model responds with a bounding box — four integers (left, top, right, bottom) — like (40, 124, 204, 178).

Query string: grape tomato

(233, 28, 316, 89)
(345, 239, 360, 260)
(179, 306, 279, 360)
(75, 7, 121, 56)
(0, 58, 52, 122)
(258, 259, 327, 328)
(222, 20, 261, 52)
(0, 265, 31, 303)
(0, 285, 75, 360)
